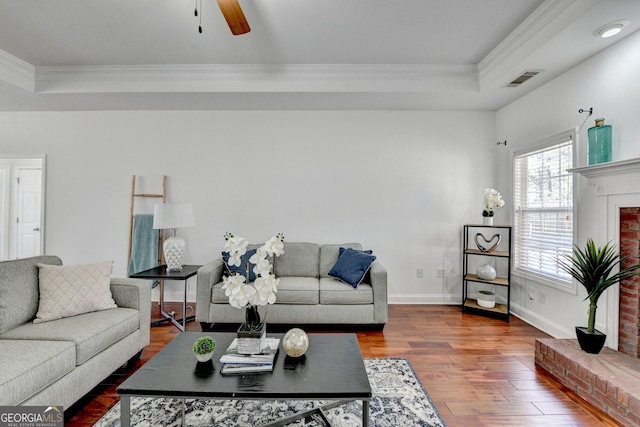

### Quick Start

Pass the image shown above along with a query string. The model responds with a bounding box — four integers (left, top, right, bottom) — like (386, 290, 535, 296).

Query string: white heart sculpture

(474, 233, 501, 253)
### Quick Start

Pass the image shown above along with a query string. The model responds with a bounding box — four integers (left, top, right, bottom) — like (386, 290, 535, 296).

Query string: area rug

(94, 358, 446, 427)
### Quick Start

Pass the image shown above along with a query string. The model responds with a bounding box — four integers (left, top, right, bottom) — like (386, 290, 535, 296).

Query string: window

(513, 130, 576, 292)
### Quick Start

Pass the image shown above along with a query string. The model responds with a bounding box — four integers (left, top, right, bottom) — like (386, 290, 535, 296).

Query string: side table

(130, 264, 201, 332)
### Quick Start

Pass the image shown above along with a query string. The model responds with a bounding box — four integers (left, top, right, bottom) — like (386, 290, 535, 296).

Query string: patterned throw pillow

(33, 261, 117, 323)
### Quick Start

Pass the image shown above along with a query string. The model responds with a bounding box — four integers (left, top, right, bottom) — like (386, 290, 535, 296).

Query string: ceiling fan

(195, 0, 251, 35)
(217, 0, 251, 35)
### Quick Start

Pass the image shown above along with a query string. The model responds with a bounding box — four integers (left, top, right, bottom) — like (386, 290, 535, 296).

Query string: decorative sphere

(282, 328, 309, 357)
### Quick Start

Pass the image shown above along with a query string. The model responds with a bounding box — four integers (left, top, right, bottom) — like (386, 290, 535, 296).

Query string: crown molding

(478, 0, 579, 79)
(33, 64, 479, 94)
(0, 49, 35, 92)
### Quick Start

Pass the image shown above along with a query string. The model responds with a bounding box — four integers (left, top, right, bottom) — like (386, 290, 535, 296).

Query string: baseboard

(152, 288, 197, 303)
(509, 302, 573, 339)
(149, 277, 198, 303)
(388, 293, 460, 305)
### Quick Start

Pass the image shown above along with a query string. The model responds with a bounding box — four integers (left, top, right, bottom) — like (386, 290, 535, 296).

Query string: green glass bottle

(587, 118, 612, 165)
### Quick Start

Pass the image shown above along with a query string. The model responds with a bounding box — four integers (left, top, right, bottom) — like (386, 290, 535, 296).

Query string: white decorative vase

(483, 216, 493, 226)
(477, 290, 496, 308)
(476, 264, 497, 281)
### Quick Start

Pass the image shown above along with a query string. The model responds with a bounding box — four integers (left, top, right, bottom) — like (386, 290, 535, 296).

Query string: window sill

(512, 268, 577, 295)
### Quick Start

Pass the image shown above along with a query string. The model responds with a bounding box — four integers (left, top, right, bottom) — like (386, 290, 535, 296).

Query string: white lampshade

(152, 203, 195, 271)
(152, 203, 195, 230)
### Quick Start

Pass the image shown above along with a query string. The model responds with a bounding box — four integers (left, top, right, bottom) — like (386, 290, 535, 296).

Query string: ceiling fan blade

(216, 0, 251, 35)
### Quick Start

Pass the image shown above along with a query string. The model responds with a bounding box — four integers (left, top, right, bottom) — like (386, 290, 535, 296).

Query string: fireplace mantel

(569, 158, 640, 178)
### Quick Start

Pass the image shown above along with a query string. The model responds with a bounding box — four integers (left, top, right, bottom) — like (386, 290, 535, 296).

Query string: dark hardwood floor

(65, 304, 620, 426)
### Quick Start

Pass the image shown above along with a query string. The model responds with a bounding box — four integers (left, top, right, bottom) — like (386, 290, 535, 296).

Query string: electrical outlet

(528, 287, 536, 301)
(538, 291, 547, 304)
(417, 268, 424, 278)
(436, 268, 445, 278)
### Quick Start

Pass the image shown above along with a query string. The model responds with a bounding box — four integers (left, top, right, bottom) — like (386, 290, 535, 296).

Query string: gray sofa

(196, 242, 387, 330)
(0, 255, 151, 409)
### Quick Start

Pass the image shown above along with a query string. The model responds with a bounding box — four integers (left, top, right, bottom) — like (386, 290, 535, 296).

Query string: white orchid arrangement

(222, 233, 285, 311)
(483, 188, 505, 217)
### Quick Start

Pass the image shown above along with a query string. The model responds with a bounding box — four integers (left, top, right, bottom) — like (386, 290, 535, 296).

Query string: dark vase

(243, 305, 261, 328)
(575, 326, 607, 354)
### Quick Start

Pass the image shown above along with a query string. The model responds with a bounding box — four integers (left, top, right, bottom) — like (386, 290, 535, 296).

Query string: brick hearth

(536, 338, 640, 426)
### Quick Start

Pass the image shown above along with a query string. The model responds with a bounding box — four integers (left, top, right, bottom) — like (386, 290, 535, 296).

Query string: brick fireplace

(535, 159, 640, 426)
(619, 207, 640, 358)
(569, 158, 640, 350)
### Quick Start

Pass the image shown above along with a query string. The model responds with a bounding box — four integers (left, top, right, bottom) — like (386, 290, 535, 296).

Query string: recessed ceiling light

(593, 20, 629, 38)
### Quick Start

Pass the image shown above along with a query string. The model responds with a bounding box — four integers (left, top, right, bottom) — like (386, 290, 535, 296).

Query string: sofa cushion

(328, 247, 376, 288)
(34, 261, 117, 323)
(0, 255, 62, 335)
(0, 339, 75, 405)
(0, 307, 139, 365)
(275, 277, 320, 304)
(319, 278, 373, 304)
(319, 243, 362, 277)
(274, 243, 320, 278)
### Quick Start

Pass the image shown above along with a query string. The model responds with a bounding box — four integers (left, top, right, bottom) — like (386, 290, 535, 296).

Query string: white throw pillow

(34, 261, 117, 323)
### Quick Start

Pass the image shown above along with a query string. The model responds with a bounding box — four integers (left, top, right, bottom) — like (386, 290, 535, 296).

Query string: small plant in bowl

(193, 336, 216, 362)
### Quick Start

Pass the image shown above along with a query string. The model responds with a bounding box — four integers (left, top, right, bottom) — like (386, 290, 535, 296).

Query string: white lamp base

(163, 236, 185, 272)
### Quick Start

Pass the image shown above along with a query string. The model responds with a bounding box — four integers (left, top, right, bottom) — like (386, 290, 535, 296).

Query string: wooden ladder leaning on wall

(127, 174, 167, 273)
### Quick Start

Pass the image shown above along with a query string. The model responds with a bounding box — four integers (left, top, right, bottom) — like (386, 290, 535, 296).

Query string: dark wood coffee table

(117, 332, 371, 427)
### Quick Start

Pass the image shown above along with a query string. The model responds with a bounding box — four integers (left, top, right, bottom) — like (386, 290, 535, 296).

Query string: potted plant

(559, 238, 640, 354)
(482, 188, 505, 226)
(222, 232, 284, 354)
(193, 336, 216, 362)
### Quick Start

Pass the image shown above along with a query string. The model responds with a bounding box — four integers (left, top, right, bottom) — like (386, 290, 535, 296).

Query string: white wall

(496, 30, 640, 338)
(0, 110, 496, 302)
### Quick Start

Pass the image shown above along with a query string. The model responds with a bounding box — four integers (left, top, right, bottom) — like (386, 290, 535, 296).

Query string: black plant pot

(575, 326, 607, 354)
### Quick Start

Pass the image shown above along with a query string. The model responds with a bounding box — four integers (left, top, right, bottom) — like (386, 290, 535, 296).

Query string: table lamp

(153, 203, 195, 271)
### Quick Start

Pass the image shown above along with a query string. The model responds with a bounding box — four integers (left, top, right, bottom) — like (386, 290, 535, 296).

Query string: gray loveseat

(196, 242, 387, 330)
(0, 255, 151, 409)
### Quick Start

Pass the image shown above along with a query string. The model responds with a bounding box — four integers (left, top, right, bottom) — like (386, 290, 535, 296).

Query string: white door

(14, 167, 42, 258)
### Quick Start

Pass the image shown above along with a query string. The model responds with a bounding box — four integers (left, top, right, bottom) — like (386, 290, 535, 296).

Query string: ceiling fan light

(593, 20, 629, 38)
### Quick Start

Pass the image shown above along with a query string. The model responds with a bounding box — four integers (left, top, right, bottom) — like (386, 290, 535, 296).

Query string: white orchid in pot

(482, 188, 505, 225)
(222, 232, 285, 340)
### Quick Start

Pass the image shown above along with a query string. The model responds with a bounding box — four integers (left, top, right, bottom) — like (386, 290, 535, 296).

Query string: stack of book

(220, 337, 280, 374)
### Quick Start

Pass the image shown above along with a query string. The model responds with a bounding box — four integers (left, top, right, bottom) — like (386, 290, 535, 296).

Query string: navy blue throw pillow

(222, 248, 257, 282)
(328, 247, 376, 288)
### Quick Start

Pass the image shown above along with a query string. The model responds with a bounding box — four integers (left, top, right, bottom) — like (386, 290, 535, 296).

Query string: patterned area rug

(94, 358, 446, 427)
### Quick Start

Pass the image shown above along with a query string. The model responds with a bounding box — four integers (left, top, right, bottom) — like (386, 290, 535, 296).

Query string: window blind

(514, 136, 573, 284)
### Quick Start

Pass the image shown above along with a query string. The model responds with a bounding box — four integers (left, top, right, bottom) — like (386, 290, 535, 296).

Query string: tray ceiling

(0, 0, 638, 111)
